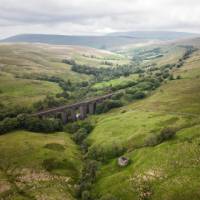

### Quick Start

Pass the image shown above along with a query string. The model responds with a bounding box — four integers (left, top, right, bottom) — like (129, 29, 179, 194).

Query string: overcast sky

(0, 0, 200, 39)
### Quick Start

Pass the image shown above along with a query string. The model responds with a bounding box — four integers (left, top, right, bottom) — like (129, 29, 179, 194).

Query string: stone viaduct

(32, 93, 114, 124)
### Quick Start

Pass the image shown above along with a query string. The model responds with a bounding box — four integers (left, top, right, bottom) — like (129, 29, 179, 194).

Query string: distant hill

(0, 34, 142, 49)
(107, 31, 199, 40)
(1, 31, 199, 49)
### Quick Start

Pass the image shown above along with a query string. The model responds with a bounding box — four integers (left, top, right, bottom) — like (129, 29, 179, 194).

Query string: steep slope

(0, 131, 82, 200)
(87, 45, 200, 200)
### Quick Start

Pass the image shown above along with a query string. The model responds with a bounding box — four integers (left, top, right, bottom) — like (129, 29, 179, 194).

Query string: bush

(111, 92, 124, 100)
(72, 128, 88, 144)
(65, 121, 94, 134)
(125, 87, 137, 95)
(95, 100, 123, 114)
(65, 122, 81, 134)
(33, 95, 66, 111)
(87, 144, 126, 162)
(132, 91, 146, 99)
(81, 190, 90, 200)
(136, 81, 154, 90)
(0, 106, 31, 121)
(145, 127, 176, 146)
(159, 127, 176, 141)
(24, 116, 63, 133)
(0, 117, 19, 134)
(76, 159, 99, 199)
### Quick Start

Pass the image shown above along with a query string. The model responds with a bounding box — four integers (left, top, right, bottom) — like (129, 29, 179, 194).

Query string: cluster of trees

(0, 114, 62, 135)
(122, 76, 162, 102)
(65, 121, 94, 151)
(66, 120, 124, 200)
(87, 144, 126, 163)
(0, 106, 31, 121)
(95, 100, 123, 114)
(63, 59, 139, 81)
(65, 120, 98, 200)
(76, 159, 99, 200)
(181, 45, 197, 60)
(176, 45, 197, 68)
(33, 75, 72, 91)
(33, 95, 67, 111)
(100, 61, 113, 66)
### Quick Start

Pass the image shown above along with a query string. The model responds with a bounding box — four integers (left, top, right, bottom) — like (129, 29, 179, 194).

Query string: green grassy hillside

(0, 40, 200, 200)
(87, 47, 200, 200)
(0, 131, 82, 200)
(0, 43, 129, 107)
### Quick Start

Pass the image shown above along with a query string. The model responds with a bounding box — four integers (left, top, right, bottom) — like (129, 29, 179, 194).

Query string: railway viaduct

(32, 93, 114, 124)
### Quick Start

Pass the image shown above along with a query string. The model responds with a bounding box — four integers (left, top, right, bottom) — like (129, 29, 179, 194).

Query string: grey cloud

(0, 0, 200, 39)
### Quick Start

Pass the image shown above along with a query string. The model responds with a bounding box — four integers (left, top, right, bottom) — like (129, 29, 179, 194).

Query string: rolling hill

(1, 31, 198, 49)
(86, 40, 200, 200)
(0, 37, 200, 200)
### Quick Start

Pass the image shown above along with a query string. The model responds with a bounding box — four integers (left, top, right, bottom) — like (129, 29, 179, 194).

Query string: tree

(72, 128, 88, 144)
(81, 190, 90, 200)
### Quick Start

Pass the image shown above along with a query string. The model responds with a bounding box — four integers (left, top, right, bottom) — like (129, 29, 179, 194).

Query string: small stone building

(118, 156, 129, 167)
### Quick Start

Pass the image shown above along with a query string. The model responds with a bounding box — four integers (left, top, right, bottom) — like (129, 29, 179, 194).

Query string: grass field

(92, 74, 139, 90)
(0, 72, 62, 107)
(0, 131, 82, 200)
(87, 48, 200, 199)
(0, 43, 131, 108)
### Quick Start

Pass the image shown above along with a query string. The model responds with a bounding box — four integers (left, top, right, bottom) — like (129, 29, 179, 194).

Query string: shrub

(65, 121, 94, 134)
(132, 91, 146, 99)
(95, 100, 123, 114)
(125, 87, 137, 95)
(145, 127, 176, 146)
(0, 117, 19, 134)
(136, 81, 154, 90)
(80, 121, 94, 134)
(33, 95, 66, 111)
(0, 106, 30, 121)
(72, 128, 88, 144)
(65, 122, 81, 134)
(111, 92, 124, 100)
(81, 190, 90, 200)
(76, 159, 99, 198)
(24, 117, 63, 133)
(159, 127, 176, 141)
(87, 144, 126, 162)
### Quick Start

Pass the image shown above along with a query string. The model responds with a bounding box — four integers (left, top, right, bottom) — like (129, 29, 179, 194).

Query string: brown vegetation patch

(129, 168, 166, 200)
(0, 180, 11, 193)
(16, 168, 70, 183)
